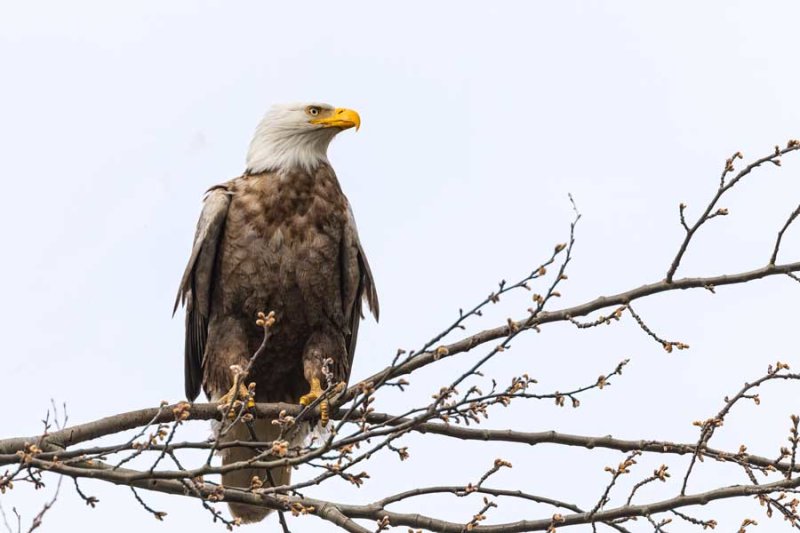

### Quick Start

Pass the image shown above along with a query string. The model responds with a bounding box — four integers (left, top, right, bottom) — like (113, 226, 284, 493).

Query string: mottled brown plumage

(179, 163, 378, 404)
(174, 103, 378, 523)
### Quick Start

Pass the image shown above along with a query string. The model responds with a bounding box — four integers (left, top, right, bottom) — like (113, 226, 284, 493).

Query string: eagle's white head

(245, 102, 361, 174)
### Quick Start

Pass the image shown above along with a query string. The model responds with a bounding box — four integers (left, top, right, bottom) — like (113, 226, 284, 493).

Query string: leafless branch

(2, 144, 800, 531)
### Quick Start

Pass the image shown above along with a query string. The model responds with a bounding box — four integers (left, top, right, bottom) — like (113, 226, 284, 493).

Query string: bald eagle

(175, 103, 379, 523)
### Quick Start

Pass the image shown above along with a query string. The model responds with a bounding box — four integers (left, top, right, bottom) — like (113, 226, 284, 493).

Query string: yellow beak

(311, 108, 361, 131)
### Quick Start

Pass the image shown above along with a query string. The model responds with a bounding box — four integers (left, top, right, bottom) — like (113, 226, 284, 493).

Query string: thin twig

(771, 203, 800, 265)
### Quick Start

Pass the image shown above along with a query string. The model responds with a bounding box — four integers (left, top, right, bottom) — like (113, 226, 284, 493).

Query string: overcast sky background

(2, 1, 800, 531)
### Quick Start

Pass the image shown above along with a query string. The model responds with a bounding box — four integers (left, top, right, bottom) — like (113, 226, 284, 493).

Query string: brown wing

(341, 203, 379, 381)
(174, 184, 232, 401)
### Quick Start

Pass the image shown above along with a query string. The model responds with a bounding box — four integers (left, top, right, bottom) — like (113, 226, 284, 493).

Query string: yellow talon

(299, 377, 330, 426)
(217, 381, 254, 419)
(298, 377, 324, 406)
(319, 399, 330, 427)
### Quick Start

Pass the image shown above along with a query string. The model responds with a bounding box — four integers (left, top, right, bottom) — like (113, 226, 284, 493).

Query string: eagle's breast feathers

(178, 163, 377, 403)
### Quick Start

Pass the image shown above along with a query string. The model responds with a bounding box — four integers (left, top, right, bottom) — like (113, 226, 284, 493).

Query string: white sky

(1, 1, 799, 531)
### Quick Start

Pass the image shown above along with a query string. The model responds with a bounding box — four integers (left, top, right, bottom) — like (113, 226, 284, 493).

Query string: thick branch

(4, 405, 797, 479)
(31, 455, 800, 532)
(350, 261, 800, 395)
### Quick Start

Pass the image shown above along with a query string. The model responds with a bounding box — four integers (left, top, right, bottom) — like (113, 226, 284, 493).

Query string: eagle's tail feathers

(219, 418, 290, 523)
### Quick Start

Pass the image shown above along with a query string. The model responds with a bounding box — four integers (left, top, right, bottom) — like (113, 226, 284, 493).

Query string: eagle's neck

(246, 128, 338, 175)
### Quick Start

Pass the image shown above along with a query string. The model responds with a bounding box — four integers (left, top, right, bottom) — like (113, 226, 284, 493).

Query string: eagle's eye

(306, 106, 321, 117)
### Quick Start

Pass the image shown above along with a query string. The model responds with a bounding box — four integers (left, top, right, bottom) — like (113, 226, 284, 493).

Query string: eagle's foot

(299, 377, 330, 427)
(217, 381, 255, 420)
